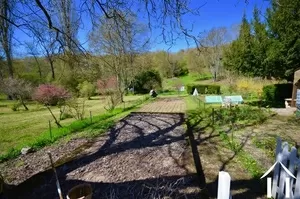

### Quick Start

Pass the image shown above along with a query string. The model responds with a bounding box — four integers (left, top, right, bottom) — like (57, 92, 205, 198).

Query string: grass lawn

(162, 73, 213, 91)
(0, 95, 144, 155)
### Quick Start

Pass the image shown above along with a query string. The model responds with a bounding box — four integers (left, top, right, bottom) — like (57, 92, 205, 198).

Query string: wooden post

(48, 152, 64, 199)
(212, 108, 215, 125)
(49, 120, 52, 140)
(90, 111, 92, 123)
(292, 84, 297, 107)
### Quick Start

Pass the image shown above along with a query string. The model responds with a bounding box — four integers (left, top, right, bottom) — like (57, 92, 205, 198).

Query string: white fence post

(217, 171, 231, 199)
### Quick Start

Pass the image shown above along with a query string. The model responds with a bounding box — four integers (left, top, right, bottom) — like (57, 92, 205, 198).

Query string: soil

(1, 113, 199, 199)
(137, 98, 186, 113)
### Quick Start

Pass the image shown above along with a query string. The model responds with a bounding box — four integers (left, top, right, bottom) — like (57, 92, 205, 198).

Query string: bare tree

(0, 0, 14, 78)
(52, 0, 79, 54)
(0, 78, 33, 110)
(90, 11, 149, 102)
(29, 24, 58, 80)
(0, 0, 206, 55)
(201, 27, 229, 82)
(24, 42, 42, 79)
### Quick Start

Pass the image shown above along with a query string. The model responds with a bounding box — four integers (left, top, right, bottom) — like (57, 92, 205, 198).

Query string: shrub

(77, 81, 96, 99)
(60, 112, 73, 120)
(133, 70, 162, 94)
(66, 98, 86, 120)
(186, 84, 220, 95)
(262, 83, 293, 107)
(33, 84, 71, 106)
(174, 66, 189, 77)
(33, 84, 71, 127)
(97, 77, 118, 95)
(215, 106, 268, 125)
(10, 103, 21, 111)
(0, 78, 33, 110)
(97, 77, 121, 111)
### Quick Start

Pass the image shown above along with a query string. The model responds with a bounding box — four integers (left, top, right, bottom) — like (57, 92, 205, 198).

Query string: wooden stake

(49, 120, 52, 140)
(212, 108, 215, 125)
(48, 152, 64, 199)
(90, 111, 92, 123)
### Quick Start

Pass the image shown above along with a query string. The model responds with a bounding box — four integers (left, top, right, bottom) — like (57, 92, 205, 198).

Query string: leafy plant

(66, 98, 86, 120)
(33, 84, 71, 127)
(10, 103, 21, 111)
(132, 70, 162, 94)
(77, 81, 96, 99)
(262, 83, 293, 108)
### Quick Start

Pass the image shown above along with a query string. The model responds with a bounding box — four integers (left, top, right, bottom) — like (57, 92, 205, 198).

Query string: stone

(21, 147, 33, 155)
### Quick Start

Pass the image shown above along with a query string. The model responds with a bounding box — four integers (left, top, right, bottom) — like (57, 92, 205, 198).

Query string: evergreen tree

(223, 13, 254, 75)
(251, 6, 269, 77)
(266, 0, 300, 80)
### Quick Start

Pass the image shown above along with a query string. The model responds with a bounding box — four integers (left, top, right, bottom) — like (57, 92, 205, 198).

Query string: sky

(148, 0, 270, 52)
(13, 0, 270, 56)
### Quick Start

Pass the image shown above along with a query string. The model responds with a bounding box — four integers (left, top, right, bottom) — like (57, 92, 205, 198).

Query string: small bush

(33, 84, 71, 106)
(186, 84, 220, 94)
(262, 83, 293, 107)
(215, 106, 268, 125)
(77, 81, 96, 99)
(133, 70, 162, 94)
(10, 103, 21, 111)
(60, 112, 73, 120)
(97, 77, 118, 95)
(174, 66, 189, 77)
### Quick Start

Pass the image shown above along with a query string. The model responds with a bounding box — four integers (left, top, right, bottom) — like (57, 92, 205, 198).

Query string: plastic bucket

(67, 183, 92, 199)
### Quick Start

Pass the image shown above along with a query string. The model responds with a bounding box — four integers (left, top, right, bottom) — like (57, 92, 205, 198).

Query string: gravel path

(2, 113, 198, 199)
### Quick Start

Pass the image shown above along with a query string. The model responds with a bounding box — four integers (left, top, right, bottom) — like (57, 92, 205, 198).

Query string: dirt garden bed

(1, 113, 200, 199)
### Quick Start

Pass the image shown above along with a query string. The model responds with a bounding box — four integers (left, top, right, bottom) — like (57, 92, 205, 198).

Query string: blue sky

(148, 0, 270, 52)
(13, 0, 270, 56)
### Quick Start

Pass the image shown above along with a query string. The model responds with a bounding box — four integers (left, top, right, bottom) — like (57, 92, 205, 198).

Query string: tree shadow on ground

(1, 172, 265, 199)
(2, 113, 189, 198)
(1, 111, 266, 199)
(186, 109, 266, 199)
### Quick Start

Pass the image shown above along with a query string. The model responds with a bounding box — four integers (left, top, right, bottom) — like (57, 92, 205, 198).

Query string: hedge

(187, 84, 221, 95)
(262, 83, 293, 107)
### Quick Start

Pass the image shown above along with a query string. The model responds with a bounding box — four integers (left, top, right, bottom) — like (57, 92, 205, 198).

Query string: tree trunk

(5, 47, 13, 78)
(186, 124, 207, 189)
(33, 55, 42, 79)
(46, 106, 62, 128)
(50, 59, 55, 79)
(19, 97, 28, 111)
(0, 0, 14, 78)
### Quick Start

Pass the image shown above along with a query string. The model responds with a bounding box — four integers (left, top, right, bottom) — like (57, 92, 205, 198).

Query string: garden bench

(284, 98, 295, 108)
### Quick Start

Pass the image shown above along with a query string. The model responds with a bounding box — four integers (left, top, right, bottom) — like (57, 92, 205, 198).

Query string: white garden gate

(270, 137, 300, 199)
(217, 137, 300, 199)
